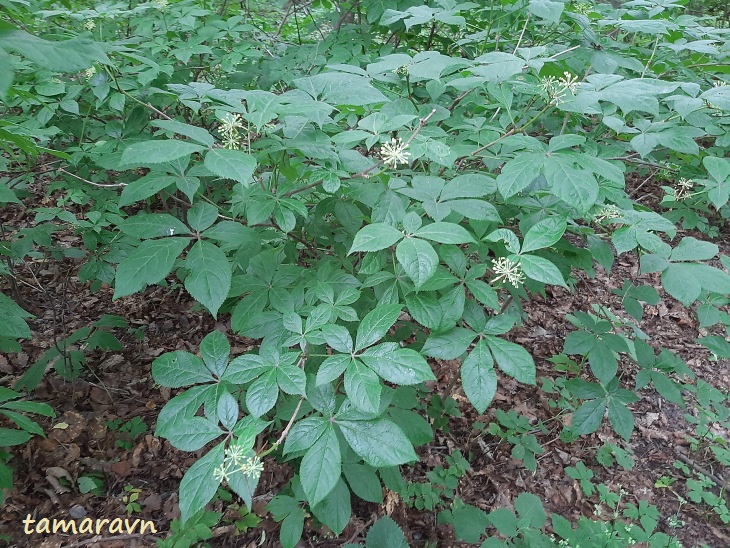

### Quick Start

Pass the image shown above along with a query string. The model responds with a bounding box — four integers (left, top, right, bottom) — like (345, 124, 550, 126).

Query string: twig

(675, 448, 729, 491)
(276, 396, 305, 447)
(512, 14, 530, 55)
(105, 68, 173, 121)
(58, 168, 126, 188)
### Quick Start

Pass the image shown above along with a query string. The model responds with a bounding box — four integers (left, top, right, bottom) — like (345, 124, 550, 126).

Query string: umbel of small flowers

(218, 112, 245, 150)
(491, 257, 525, 288)
(540, 71, 581, 106)
(593, 204, 621, 224)
(379, 137, 411, 167)
(213, 444, 264, 484)
(673, 177, 694, 201)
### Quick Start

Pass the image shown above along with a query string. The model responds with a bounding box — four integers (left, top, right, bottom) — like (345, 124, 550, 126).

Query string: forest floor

(1, 169, 729, 548)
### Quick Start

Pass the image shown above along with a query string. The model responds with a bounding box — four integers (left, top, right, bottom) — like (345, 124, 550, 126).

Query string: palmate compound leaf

(113, 238, 189, 300)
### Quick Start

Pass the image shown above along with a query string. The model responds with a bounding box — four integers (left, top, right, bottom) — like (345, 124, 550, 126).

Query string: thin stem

(58, 168, 126, 188)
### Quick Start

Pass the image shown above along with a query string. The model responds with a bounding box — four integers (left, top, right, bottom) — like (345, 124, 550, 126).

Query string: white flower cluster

(152, 0, 170, 12)
(213, 445, 264, 483)
(673, 177, 694, 201)
(84, 66, 97, 81)
(218, 112, 245, 150)
(83, 20, 96, 31)
(540, 71, 581, 106)
(593, 204, 621, 223)
(379, 137, 411, 167)
(491, 257, 525, 288)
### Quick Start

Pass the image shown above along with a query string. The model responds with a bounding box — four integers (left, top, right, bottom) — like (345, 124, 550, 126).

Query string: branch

(58, 168, 126, 188)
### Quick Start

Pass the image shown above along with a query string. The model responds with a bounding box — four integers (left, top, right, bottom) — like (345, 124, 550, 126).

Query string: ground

(0, 168, 728, 548)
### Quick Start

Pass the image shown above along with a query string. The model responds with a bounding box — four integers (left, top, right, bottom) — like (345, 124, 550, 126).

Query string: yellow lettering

(52, 519, 78, 534)
(109, 518, 124, 534)
(22, 515, 35, 534)
(36, 518, 50, 534)
(140, 520, 158, 534)
(95, 518, 110, 534)
(125, 519, 140, 534)
(79, 518, 94, 534)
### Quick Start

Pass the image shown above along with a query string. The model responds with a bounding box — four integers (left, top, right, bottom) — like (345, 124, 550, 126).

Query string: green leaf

(521, 216, 567, 253)
(118, 213, 191, 239)
(316, 355, 352, 386)
(310, 478, 351, 536)
(461, 340, 497, 414)
(161, 416, 224, 452)
(204, 148, 257, 186)
(320, 325, 354, 353)
(301, 426, 341, 507)
(246, 370, 278, 417)
(366, 516, 408, 548)
(396, 237, 438, 288)
(413, 222, 475, 244)
(422, 327, 476, 360)
(151, 119, 214, 147)
(589, 343, 617, 384)
(0, 179, 21, 204)
(488, 508, 518, 538)
(185, 241, 232, 318)
(515, 492, 546, 527)
(283, 416, 328, 455)
(544, 156, 598, 212)
(113, 238, 189, 299)
(484, 336, 535, 385)
(0, 26, 109, 71)
(608, 400, 634, 440)
(670, 237, 718, 262)
(152, 351, 214, 387)
(518, 254, 567, 287)
(217, 390, 239, 430)
(121, 140, 203, 167)
(349, 223, 403, 253)
(337, 418, 417, 466)
(179, 442, 225, 524)
(496, 153, 545, 198)
(280, 509, 305, 548)
(564, 330, 597, 355)
(452, 503, 489, 543)
(187, 202, 219, 232)
(355, 304, 402, 351)
(199, 331, 230, 378)
(697, 335, 730, 358)
(405, 292, 443, 330)
(0, 428, 31, 446)
(277, 363, 306, 396)
(360, 347, 436, 385)
(572, 399, 607, 435)
(345, 360, 381, 414)
(294, 72, 387, 106)
(119, 175, 179, 207)
(342, 463, 383, 504)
